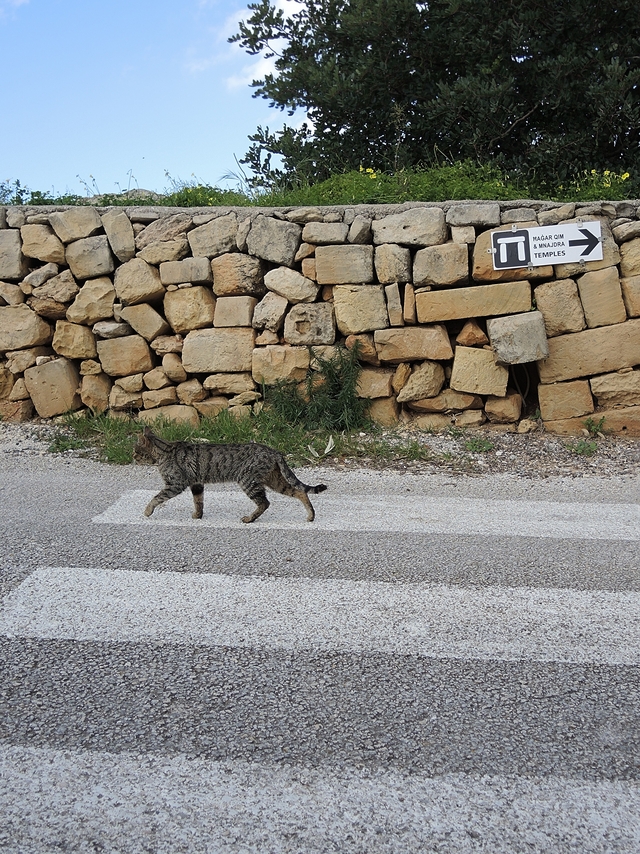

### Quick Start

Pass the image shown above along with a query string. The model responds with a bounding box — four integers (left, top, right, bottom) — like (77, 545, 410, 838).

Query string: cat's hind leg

(144, 483, 186, 517)
(265, 469, 316, 522)
(190, 483, 204, 519)
(239, 481, 270, 523)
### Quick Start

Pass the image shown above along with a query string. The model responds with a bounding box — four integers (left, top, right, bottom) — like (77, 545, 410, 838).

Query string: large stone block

(554, 219, 619, 278)
(81, 373, 112, 414)
(537, 319, 640, 383)
(371, 208, 447, 246)
(182, 328, 255, 373)
(533, 279, 586, 337)
(24, 358, 82, 417)
(484, 390, 522, 423)
(0, 304, 52, 352)
(416, 281, 531, 323)
(621, 276, 640, 317)
(214, 296, 258, 328)
(20, 224, 65, 264)
(301, 222, 349, 244)
(373, 326, 453, 363)
(590, 370, 640, 408)
(619, 238, 640, 278)
(413, 243, 469, 287)
(284, 303, 336, 345)
(0, 399, 34, 422)
(49, 208, 102, 243)
(450, 347, 509, 396)
(538, 380, 595, 422)
(203, 373, 255, 395)
(385, 283, 404, 327)
(356, 367, 395, 399)
(252, 292, 288, 332)
(446, 203, 501, 227)
(251, 345, 310, 385)
(315, 245, 375, 285)
(264, 266, 319, 303)
(66, 277, 115, 325)
(101, 210, 135, 263)
(486, 311, 549, 364)
(159, 258, 212, 286)
(576, 266, 626, 328)
(138, 404, 200, 428)
(164, 287, 216, 334)
(0, 282, 25, 305)
(405, 389, 482, 413)
(114, 258, 165, 305)
(211, 253, 265, 297)
(368, 396, 400, 426)
(187, 213, 238, 258)
(66, 236, 115, 280)
(246, 215, 302, 267)
(0, 230, 28, 280)
(52, 320, 97, 359)
(472, 225, 552, 282)
(31, 269, 79, 304)
(374, 244, 412, 284)
(97, 335, 154, 377)
(134, 213, 193, 251)
(137, 238, 190, 265)
(333, 285, 388, 335)
(396, 361, 445, 403)
(543, 406, 640, 437)
(119, 303, 170, 341)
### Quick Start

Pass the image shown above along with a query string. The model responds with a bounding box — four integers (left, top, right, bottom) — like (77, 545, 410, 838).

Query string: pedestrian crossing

(1, 483, 639, 852)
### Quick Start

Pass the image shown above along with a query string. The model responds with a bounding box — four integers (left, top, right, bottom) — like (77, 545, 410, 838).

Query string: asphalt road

(1, 448, 639, 853)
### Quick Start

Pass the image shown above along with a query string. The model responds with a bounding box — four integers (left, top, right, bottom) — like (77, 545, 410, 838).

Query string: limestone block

(368, 396, 399, 426)
(0, 304, 52, 352)
(295, 243, 315, 262)
(66, 277, 115, 325)
(176, 378, 207, 405)
(413, 243, 469, 287)
(66, 236, 115, 280)
(446, 203, 500, 227)
(113, 258, 165, 305)
(374, 326, 453, 363)
(456, 319, 488, 347)
(355, 367, 395, 399)
(472, 225, 552, 282)
(590, 371, 640, 408)
(416, 281, 531, 323)
(251, 345, 310, 385)
(134, 213, 193, 251)
(24, 358, 82, 417)
(265, 267, 319, 303)
(403, 284, 416, 324)
(49, 208, 102, 243)
(187, 213, 238, 258)
(333, 285, 388, 335)
(284, 303, 336, 345)
(93, 321, 132, 339)
(502, 208, 537, 224)
(0, 230, 28, 280)
(26, 296, 68, 320)
(31, 269, 79, 305)
(119, 304, 170, 341)
(101, 210, 135, 263)
(109, 386, 143, 410)
(450, 347, 509, 396)
(315, 245, 375, 284)
(162, 353, 188, 384)
(301, 223, 349, 244)
(410, 413, 453, 431)
(576, 267, 626, 328)
(137, 238, 190, 265)
(0, 364, 14, 398)
(385, 283, 404, 326)
(374, 244, 412, 284)
(0, 282, 25, 305)
(285, 207, 323, 224)
(544, 406, 640, 437)
(9, 377, 29, 401)
(621, 276, 640, 317)
(301, 258, 316, 280)
(246, 215, 302, 267)
(0, 399, 34, 422)
(163, 286, 216, 334)
(450, 226, 476, 244)
(371, 208, 447, 247)
(53, 320, 97, 359)
(619, 238, 640, 278)
(211, 253, 265, 297)
(80, 373, 112, 414)
(214, 296, 258, 328)
(309, 345, 342, 370)
(344, 333, 380, 365)
(252, 292, 288, 332)
(537, 204, 575, 226)
(455, 410, 487, 427)
(194, 398, 229, 419)
(486, 311, 549, 364)
(554, 219, 619, 278)
(22, 263, 59, 290)
(149, 335, 183, 355)
(20, 225, 65, 264)
(396, 362, 445, 403)
(348, 215, 372, 245)
(392, 363, 411, 393)
(182, 328, 255, 373)
(97, 335, 154, 377)
(537, 319, 640, 383)
(143, 387, 179, 409)
(115, 374, 144, 393)
(613, 221, 640, 243)
(79, 360, 102, 376)
(5, 346, 52, 374)
(203, 373, 255, 395)
(534, 279, 586, 337)
(484, 390, 522, 423)
(138, 405, 200, 428)
(406, 389, 482, 413)
(159, 257, 212, 286)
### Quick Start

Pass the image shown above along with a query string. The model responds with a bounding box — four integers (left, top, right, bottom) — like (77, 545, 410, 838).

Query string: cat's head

(132, 427, 159, 464)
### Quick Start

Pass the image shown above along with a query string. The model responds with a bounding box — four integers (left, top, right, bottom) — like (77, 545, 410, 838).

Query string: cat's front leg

(190, 483, 204, 519)
(143, 484, 185, 517)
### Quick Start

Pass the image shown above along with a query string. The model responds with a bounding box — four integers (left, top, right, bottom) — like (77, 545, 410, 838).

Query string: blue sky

(0, 0, 295, 197)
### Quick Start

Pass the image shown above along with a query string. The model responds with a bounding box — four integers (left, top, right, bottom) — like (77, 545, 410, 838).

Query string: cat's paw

(144, 506, 154, 517)
(241, 515, 254, 523)
(192, 512, 203, 519)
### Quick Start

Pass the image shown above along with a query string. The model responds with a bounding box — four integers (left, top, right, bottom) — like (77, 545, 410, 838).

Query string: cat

(133, 427, 327, 523)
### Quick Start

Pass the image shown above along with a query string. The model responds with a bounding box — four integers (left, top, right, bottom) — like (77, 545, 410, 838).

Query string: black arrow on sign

(568, 228, 600, 257)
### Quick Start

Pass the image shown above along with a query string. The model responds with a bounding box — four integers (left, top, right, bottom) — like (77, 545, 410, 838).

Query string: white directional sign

(491, 221, 603, 270)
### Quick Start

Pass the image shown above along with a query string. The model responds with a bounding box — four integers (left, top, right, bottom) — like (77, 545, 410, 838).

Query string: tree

(231, 0, 640, 189)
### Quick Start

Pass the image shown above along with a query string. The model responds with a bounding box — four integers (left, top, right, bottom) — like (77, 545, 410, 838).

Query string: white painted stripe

(92, 489, 640, 541)
(2, 745, 638, 854)
(1, 568, 639, 664)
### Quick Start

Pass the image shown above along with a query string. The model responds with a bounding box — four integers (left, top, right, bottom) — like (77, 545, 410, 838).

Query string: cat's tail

(276, 458, 327, 494)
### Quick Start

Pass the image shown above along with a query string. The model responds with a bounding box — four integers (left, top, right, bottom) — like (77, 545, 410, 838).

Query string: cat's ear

(143, 427, 154, 439)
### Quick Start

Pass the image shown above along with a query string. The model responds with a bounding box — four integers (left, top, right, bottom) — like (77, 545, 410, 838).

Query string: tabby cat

(133, 427, 327, 523)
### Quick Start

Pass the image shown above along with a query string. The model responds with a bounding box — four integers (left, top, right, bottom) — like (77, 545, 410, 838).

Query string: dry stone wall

(1, 199, 640, 435)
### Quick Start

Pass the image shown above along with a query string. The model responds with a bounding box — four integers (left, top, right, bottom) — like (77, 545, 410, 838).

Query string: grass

(565, 438, 599, 457)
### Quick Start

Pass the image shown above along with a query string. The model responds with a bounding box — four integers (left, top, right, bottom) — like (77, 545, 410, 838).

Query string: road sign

(491, 221, 603, 270)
